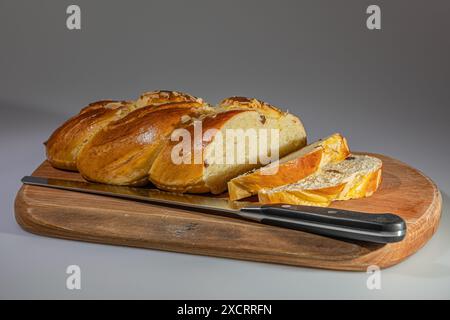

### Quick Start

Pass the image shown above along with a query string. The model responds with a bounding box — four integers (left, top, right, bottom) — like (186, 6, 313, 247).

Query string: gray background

(0, 0, 449, 299)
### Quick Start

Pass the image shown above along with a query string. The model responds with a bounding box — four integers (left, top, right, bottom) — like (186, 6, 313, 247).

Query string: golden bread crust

(45, 101, 136, 171)
(77, 101, 210, 186)
(46, 91, 207, 172)
(218, 96, 284, 118)
(78, 100, 118, 114)
(136, 90, 203, 108)
(228, 149, 323, 201)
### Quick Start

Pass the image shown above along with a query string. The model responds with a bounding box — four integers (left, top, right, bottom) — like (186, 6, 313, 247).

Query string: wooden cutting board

(14, 153, 442, 271)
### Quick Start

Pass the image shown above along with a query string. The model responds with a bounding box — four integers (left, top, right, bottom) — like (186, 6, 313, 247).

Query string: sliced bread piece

(228, 133, 349, 200)
(258, 155, 382, 207)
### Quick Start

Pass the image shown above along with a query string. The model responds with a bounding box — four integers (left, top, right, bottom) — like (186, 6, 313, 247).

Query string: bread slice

(228, 133, 349, 200)
(258, 155, 382, 207)
(77, 101, 213, 186)
(149, 97, 307, 194)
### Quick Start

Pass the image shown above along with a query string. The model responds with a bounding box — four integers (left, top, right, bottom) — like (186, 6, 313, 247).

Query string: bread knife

(21, 176, 406, 244)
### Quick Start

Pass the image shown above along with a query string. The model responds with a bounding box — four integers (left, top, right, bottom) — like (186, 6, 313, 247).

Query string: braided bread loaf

(45, 91, 307, 193)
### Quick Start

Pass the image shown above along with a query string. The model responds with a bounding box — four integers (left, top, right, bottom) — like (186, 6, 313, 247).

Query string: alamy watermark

(66, 265, 81, 290)
(366, 265, 381, 290)
(66, 5, 81, 30)
(366, 5, 381, 30)
(64, 5, 381, 32)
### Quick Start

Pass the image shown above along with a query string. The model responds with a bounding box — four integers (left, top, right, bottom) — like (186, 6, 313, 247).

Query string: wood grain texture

(14, 153, 442, 271)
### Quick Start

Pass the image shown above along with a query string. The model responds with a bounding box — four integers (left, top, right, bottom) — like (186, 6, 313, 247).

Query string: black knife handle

(240, 204, 406, 243)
